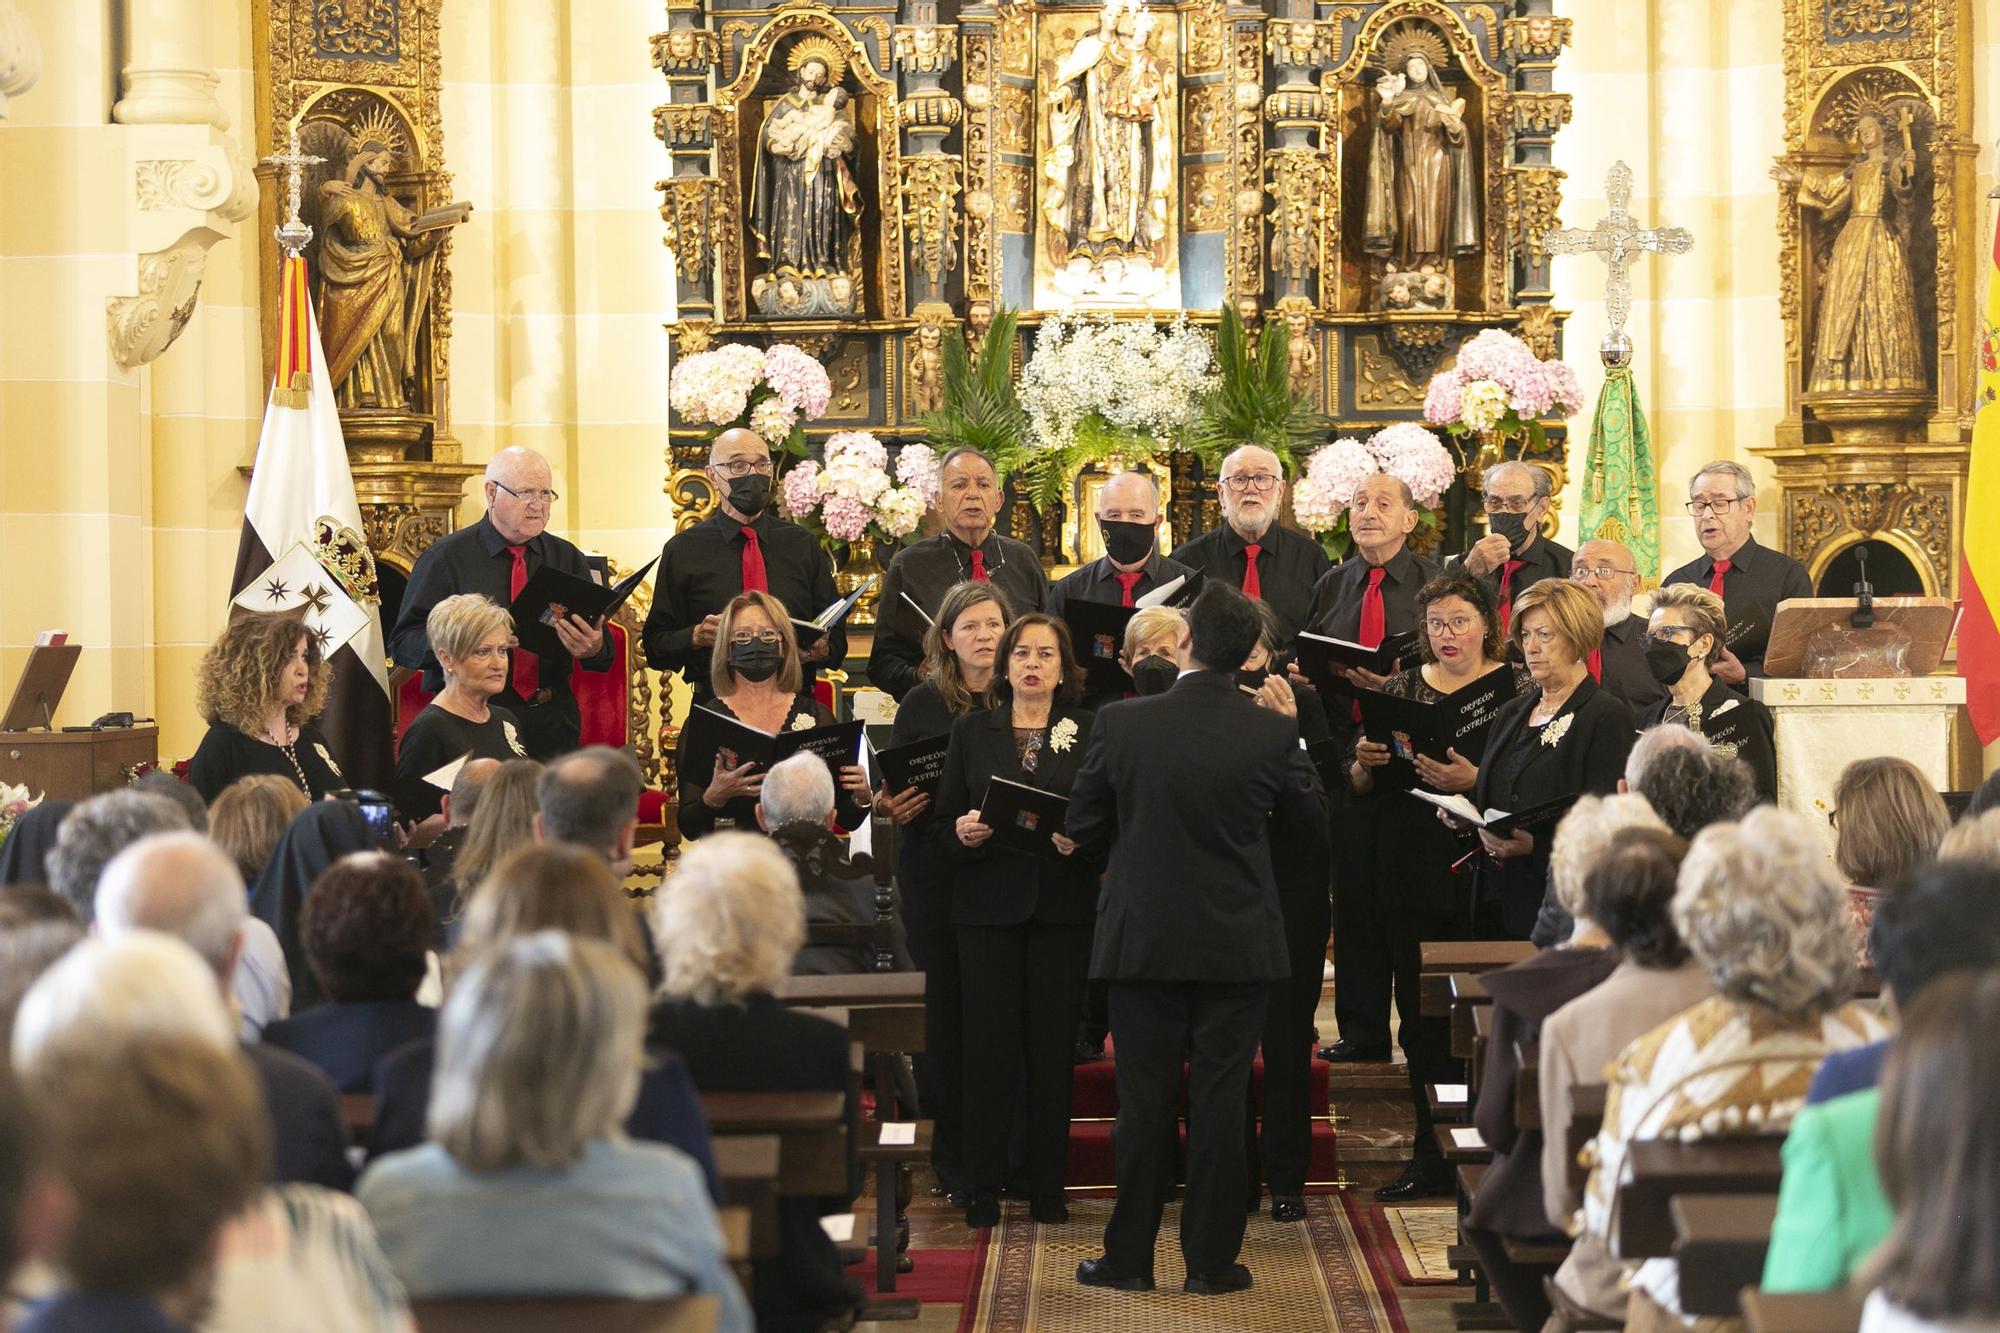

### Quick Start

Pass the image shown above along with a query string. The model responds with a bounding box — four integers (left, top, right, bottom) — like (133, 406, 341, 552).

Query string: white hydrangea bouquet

(1421, 328, 1583, 460)
(780, 431, 941, 552)
(667, 340, 833, 457)
(1292, 423, 1457, 559)
(0, 782, 42, 852)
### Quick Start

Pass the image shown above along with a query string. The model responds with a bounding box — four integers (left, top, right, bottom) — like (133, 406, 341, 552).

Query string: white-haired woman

(392, 594, 530, 821)
(358, 932, 747, 1326)
(1577, 806, 1889, 1330)
(647, 833, 864, 1332)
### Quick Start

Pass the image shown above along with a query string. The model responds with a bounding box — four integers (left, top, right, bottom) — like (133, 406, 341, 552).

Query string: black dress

(248, 802, 379, 1012)
(391, 702, 530, 820)
(674, 693, 833, 840)
(187, 721, 348, 804)
(1640, 678, 1778, 800)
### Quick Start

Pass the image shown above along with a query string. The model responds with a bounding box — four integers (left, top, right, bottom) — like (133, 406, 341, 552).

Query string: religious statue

(907, 322, 945, 416)
(1774, 105, 1925, 396)
(1363, 23, 1478, 303)
(750, 37, 864, 319)
(1040, 0, 1175, 301)
(1276, 301, 1317, 402)
(315, 113, 468, 412)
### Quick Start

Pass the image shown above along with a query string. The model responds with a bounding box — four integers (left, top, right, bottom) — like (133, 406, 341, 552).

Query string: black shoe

(1073, 1037, 1105, 1064)
(1077, 1257, 1154, 1291)
(1373, 1158, 1454, 1203)
(1270, 1197, 1307, 1222)
(1184, 1264, 1253, 1294)
(1318, 1038, 1392, 1063)
(1030, 1194, 1070, 1225)
(965, 1192, 1000, 1228)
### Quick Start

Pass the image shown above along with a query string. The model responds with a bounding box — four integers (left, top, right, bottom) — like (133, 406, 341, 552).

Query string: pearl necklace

(262, 720, 309, 793)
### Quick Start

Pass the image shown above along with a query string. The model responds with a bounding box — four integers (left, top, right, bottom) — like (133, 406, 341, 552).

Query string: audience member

(187, 613, 347, 803)
(0, 800, 74, 888)
(759, 752, 907, 975)
(0, 1068, 62, 1306)
(133, 771, 207, 832)
(1856, 971, 2000, 1333)
(0, 923, 83, 1041)
(94, 835, 352, 1190)
(418, 756, 501, 900)
(0, 886, 75, 933)
(1966, 766, 2000, 820)
(359, 933, 748, 1323)
(1578, 807, 1888, 1327)
(1833, 756, 1950, 959)
(261, 854, 437, 1093)
(207, 775, 309, 885)
(1543, 827, 1714, 1323)
(1937, 806, 2000, 867)
(249, 801, 377, 1011)
(435, 757, 542, 943)
(46, 790, 189, 923)
(1464, 795, 1662, 1329)
(536, 745, 645, 878)
(391, 594, 533, 821)
(650, 833, 864, 1332)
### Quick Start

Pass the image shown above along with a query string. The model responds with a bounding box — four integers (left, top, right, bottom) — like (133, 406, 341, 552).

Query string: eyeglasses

(711, 458, 774, 479)
(1484, 497, 1539, 515)
(728, 629, 782, 647)
(492, 479, 559, 506)
(1646, 625, 1698, 645)
(1571, 564, 1636, 581)
(1685, 497, 1744, 517)
(1422, 615, 1479, 636)
(1220, 473, 1281, 493)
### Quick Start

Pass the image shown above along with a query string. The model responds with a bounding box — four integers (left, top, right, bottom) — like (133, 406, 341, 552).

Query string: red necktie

(1497, 558, 1527, 636)
(1708, 559, 1731, 597)
(505, 544, 540, 699)
(969, 549, 989, 582)
(1358, 566, 1387, 648)
(1241, 544, 1262, 600)
(740, 526, 768, 593)
(1113, 572, 1143, 607)
(1587, 649, 1602, 683)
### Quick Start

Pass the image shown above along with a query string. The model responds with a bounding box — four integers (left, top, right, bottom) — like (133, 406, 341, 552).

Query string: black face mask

(1645, 640, 1692, 687)
(727, 473, 772, 519)
(1100, 518, 1157, 567)
(728, 640, 784, 683)
(1234, 666, 1270, 694)
(1131, 654, 1178, 696)
(1488, 510, 1530, 554)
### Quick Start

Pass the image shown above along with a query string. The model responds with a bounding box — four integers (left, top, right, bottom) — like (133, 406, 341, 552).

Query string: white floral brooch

(314, 743, 344, 779)
(790, 713, 816, 732)
(503, 720, 529, 756)
(1050, 717, 1079, 753)
(1539, 713, 1573, 749)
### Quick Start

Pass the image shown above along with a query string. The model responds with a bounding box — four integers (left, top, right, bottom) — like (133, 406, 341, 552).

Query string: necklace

(261, 720, 309, 793)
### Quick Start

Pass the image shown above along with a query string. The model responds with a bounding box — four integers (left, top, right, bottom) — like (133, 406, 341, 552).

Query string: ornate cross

(261, 127, 324, 257)
(1541, 160, 1693, 365)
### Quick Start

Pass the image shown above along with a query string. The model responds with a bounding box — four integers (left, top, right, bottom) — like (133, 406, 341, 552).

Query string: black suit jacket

(1640, 678, 1778, 800)
(243, 1041, 353, 1192)
(934, 703, 1100, 927)
(1069, 672, 1325, 982)
(1472, 677, 1635, 937)
(261, 999, 437, 1094)
(1596, 613, 1669, 715)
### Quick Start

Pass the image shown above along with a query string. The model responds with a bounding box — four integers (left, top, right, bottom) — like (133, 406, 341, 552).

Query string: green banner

(1578, 365, 1660, 580)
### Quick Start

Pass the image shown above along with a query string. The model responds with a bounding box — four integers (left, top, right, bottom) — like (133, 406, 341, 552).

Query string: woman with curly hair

(187, 614, 345, 803)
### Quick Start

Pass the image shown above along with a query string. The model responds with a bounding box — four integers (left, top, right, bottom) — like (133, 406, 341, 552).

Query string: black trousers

(1332, 798, 1392, 1048)
(1390, 903, 1465, 1165)
(1103, 980, 1268, 1278)
(957, 921, 1092, 1200)
(1464, 1223, 1556, 1331)
(900, 848, 965, 1191)
(1248, 891, 1333, 1200)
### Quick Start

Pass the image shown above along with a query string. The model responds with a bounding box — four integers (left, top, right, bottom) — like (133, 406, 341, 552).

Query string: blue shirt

(358, 1137, 749, 1330)
(17, 1292, 184, 1333)
(1806, 1039, 1890, 1105)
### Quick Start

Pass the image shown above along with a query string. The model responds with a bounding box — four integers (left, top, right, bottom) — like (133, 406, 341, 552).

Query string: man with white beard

(1568, 538, 1667, 715)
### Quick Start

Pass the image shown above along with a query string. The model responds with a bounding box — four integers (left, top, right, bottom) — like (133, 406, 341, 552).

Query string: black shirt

(1445, 535, 1574, 629)
(1305, 544, 1442, 644)
(391, 702, 530, 820)
(187, 721, 348, 803)
(1044, 550, 1194, 620)
(388, 514, 615, 704)
(641, 508, 844, 697)
(1594, 612, 1669, 715)
(1661, 534, 1814, 677)
(1171, 521, 1331, 644)
(1641, 678, 1778, 800)
(674, 693, 834, 840)
(868, 530, 1047, 699)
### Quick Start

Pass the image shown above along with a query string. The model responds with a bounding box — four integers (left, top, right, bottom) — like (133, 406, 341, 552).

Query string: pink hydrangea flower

(894, 443, 941, 505)
(819, 493, 872, 543)
(1367, 423, 1457, 508)
(824, 430, 889, 471)
(1423, 370, 1465, 426)
(763, 344, 833, 419)
(1293, 437, 1376, 533)
(780, 460, 823, 518)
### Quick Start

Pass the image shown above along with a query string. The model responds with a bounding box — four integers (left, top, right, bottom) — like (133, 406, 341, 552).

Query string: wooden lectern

(0, 643, 159, 800)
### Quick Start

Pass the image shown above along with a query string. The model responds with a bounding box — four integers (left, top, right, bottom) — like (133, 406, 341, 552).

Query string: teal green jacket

(1761, 1087, 1893, 1291)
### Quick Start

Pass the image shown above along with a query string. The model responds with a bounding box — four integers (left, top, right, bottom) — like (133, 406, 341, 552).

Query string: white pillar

(112, 0, 227, 129)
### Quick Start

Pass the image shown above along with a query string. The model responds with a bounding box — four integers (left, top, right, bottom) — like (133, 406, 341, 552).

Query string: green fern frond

(919, 309, 1027, 465)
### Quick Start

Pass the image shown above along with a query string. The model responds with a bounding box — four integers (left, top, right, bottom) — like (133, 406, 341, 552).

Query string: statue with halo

(1363, 22, 1478, 309)
(750, 35, 865, 319)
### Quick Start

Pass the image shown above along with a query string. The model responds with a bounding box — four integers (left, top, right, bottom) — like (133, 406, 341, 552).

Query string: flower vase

(837, 537, 886, 627)
(1466, 428, 1511, 490)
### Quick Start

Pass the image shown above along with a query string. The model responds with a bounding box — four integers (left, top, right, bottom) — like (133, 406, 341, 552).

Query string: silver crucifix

(261, 127, 324, 258)
(1541, 160, 1693, 367)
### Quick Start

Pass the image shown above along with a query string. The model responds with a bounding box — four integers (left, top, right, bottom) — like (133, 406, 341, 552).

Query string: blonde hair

(427, 593, 515, 670)
(428, 932, 645, 1171)
(1121, 606, 1185, 663)
(1511, 578, 1604, 665)
(653, 832, 804, 1005)
(1548, 793, 1668, 921)
(709, 591, 804, 696)
(1676, 807, 1857, 1020)
(194, 614, 329, 733)
(207, 775, 310, 882)
(1834, 757, 1949, 889)
(1937, 808, 2000, 868)
(1648, 582, 1729, 666)
(446, 758, 544, 918)
(454, 842, 647, 979)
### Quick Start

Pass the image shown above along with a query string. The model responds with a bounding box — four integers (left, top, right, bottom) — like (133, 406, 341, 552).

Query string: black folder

(1062, 600, 1140, 695)
(979, 776, 1070, 859)
(1354, 670, 1523, 789)
(509, 556, 659, 656)
(870, 732, 951, 801)
(1291, 630, 1420, 698)
(679, 705, 864, 780)
(792, 579, 874, 650)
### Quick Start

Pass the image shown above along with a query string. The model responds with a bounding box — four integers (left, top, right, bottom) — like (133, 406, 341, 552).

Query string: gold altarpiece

(657, 0, 1579, 559)
(1758, 0, 1979, 600)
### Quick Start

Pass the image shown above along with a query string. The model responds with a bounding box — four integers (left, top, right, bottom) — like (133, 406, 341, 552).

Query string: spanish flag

(1959, 195, 2000, 742)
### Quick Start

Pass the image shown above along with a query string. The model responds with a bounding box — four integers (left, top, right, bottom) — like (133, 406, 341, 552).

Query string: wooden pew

(698, 1090, 849, 1196)
(1565, 1085, 1605, 1203)
(1672, 1193, 1779, 1318)
(710, 1134, 782, 1262)
(1448, 972, 1490, 1065)
(1739, 1288, 1864, 1333)
(1615, 1137, 1786, 1260)
(1419, 941, 1534, 1016)
(410, 1295, 720, 1333)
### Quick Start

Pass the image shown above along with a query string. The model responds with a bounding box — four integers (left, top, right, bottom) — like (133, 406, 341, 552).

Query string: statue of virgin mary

(1363, 24, 1479, 271)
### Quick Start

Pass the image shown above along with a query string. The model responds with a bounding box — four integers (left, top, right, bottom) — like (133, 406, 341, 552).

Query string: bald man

(1048, 471, 1193, 703)
(1569, 537, 1668, 715)
(390, 446, 613, 760)
(643, 427, 843, 699)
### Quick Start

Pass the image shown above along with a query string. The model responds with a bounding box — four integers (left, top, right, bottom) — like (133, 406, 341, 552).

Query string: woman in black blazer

(874, 580, 1015, 1203)
(1638, 582, 1777, 799)
(1465, 579, 1635, 939)
(935, 613, 1098, 1228)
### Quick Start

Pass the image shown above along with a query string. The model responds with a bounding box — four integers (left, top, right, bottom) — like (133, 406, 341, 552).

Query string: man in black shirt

(1570, 537, 1667, 715)
(390, 447, 613, 760)
(1661, 460, 1814, 680)
(868, 448, 1046, 699)
(1047, 471, 1192, 619)
(1447, 460, 1572, 636)
(642, 427, 843, 699)
(1171, 445, 1331, 644)
(1302, 474, 1440, 1064)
